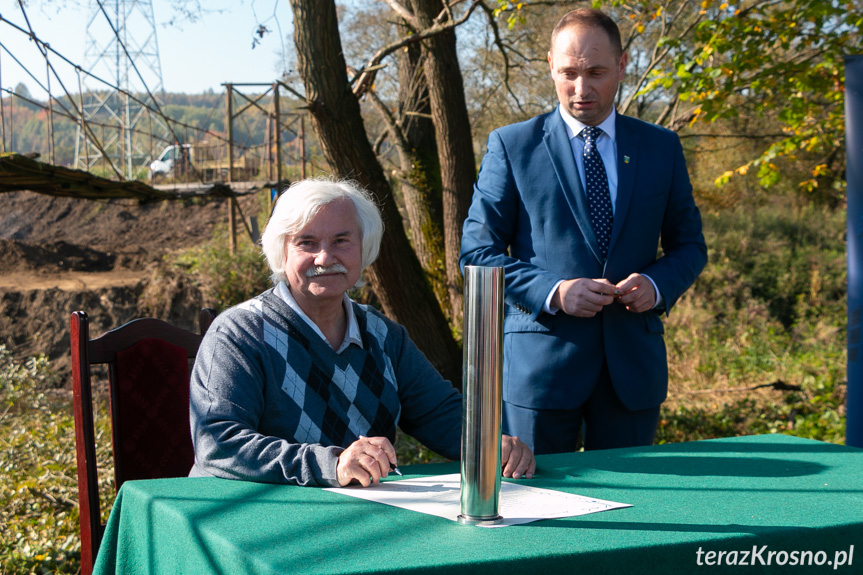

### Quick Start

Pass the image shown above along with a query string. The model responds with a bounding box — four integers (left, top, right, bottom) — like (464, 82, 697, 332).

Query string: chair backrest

(70, 310, 214, 575)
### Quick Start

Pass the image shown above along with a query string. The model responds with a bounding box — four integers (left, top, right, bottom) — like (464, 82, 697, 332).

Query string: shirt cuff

(643, 274, 664, 309)
(543, 280, 565, 314)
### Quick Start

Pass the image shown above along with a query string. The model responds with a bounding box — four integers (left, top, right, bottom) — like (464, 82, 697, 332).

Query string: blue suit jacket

(460, 109, 707, 412)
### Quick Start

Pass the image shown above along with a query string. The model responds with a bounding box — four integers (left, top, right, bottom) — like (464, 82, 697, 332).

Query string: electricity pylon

(74, 0, 169, 179)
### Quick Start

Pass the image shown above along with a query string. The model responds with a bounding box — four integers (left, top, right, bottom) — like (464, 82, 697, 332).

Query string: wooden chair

(70, 308, 216, 575)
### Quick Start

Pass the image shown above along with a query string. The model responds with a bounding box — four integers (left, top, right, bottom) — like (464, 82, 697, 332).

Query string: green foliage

(0, 347, 59, 411)
(394, 432, 449, 466)
(492, 1, 528, 29)
(171, 232, 272, 311)
(697, 203, 845, 330)
(658, 376, 846, 445)
(666, 0, 857, 199)
(0, 345, 82, 575)
(578, 0, 859, 203)
(0, 203, 849, 573)
(661, 201, 846, 444)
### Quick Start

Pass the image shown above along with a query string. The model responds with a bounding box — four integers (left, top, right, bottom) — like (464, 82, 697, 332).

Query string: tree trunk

(290, 0, 462, 387)
(394, 34, 449, 315)
(408, 0, 475, 328)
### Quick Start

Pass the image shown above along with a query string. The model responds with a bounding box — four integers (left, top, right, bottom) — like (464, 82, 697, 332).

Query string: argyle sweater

(189, 288, 462, 487)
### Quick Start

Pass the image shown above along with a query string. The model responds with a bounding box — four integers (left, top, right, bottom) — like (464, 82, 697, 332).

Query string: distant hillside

(0, 90, 303, 168)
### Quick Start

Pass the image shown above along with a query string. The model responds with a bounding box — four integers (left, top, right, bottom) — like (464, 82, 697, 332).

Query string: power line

(0, 7, 309, 185)
(76, 0, 172, 178)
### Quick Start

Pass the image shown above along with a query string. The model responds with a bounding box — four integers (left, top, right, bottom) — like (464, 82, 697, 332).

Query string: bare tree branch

(362, 76, 414, 172)
(352, 0, 482, 98)
(678, 132, 790, 140)
(653, 93, 679, 128)
(381, 0, 419, 30)
(478, 0, 527, 116)
(619, 0, 703, 116)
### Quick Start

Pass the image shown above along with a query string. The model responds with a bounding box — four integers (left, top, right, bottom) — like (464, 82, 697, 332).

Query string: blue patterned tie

(581, 126, 613, 260)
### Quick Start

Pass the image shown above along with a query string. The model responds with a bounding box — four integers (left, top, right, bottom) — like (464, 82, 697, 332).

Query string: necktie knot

(581, 126, 603, 154)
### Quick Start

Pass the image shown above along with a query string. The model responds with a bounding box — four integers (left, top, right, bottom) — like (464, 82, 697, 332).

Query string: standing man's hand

(553, 278, 615, 317)
(614, 273, 656, 313)
(501, 435, 536, 479)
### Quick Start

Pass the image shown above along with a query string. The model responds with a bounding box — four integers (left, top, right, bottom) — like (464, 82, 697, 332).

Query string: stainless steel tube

(458, 265, 504, 525)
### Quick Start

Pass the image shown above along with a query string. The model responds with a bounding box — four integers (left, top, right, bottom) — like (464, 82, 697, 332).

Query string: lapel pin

(623, 155, 630, 164)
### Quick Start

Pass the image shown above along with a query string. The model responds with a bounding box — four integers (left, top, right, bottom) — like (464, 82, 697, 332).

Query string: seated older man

(190, 178, 535, 487)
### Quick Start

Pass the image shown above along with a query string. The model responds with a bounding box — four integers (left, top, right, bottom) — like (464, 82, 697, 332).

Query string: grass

(0, 347, 81, 575)
(657, 202, 846, 444)
(0, 201, 849, 574)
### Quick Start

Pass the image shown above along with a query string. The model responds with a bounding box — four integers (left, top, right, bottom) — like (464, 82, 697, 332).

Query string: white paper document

(324, 473, 630, 527)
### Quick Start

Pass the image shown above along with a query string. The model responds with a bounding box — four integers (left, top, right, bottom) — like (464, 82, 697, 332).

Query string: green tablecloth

(93, 435, 862, 575)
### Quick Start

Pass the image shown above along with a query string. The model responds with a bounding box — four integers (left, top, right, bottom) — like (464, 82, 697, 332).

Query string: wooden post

(265, 111, 272, 181)
(226, 84, 235, 184)
(273, 82, 282, 187)
(9, 85, 13, 151)
(123, 92, 131, 178)
(100, 124, 105, 174)
(226, 84, 237, 255)
(47, 60, 55, 165)
(228, 197, 237, 255)
(78, 70, 88, 169)
(184, 126, 189, 184)
(299, 113, 307, 179)
(147, 112, 153, 179)
(1, 52, 6, 153)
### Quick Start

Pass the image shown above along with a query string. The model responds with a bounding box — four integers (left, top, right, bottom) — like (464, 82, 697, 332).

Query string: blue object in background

(846, 55, 863, 448)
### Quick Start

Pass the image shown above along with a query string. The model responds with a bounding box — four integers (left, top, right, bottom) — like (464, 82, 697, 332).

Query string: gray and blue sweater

(189, 288, 462, 486)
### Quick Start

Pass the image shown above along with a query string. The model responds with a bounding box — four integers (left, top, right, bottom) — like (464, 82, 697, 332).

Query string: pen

(358, 435, 402, 477)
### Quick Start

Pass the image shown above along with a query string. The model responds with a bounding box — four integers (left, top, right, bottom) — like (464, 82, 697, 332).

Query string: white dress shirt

(559, 106, 620, 213)
(543, 107, 663, 313)
(276, 281, 363, 353)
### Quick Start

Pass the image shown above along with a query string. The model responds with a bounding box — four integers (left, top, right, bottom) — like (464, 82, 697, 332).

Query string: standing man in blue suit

(460, 8, 707, 454)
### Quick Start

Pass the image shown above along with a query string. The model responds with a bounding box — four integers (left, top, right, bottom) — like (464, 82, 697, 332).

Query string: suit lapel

(543, 110, 603, 264)
(611, 114, 637, 254)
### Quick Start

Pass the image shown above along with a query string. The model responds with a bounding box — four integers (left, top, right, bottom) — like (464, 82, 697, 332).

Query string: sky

(0, 0, 295, 97)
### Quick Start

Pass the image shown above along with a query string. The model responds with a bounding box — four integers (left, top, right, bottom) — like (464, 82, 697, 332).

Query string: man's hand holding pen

(336, 435, 399, 487)
(338, 434, 536, 487)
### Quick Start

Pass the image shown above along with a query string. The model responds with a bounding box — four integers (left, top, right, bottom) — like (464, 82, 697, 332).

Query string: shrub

(0, 345, 82, 575)
(0, 201, 850, 574)
(170, 232, 272, 311)
(662, 201, 846, 443)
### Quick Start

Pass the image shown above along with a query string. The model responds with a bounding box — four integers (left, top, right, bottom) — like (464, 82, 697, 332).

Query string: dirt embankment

(0, 190, 261, 380)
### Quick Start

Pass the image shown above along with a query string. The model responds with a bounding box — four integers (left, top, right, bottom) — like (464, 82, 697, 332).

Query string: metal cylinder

(458, 265, 504, 525)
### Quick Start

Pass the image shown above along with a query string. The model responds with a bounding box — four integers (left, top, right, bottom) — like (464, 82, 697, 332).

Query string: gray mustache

(306, 263, 348, 277)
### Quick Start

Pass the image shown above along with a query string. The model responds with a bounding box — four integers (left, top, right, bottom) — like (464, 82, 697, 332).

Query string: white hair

(260, 177, 384, 287)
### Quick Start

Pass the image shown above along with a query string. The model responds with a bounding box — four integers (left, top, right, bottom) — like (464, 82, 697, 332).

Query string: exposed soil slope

(0, 190, 261, 379)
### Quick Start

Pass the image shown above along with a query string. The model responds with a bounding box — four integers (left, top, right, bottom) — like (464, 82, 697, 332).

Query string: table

(93, 435, 863, 574)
